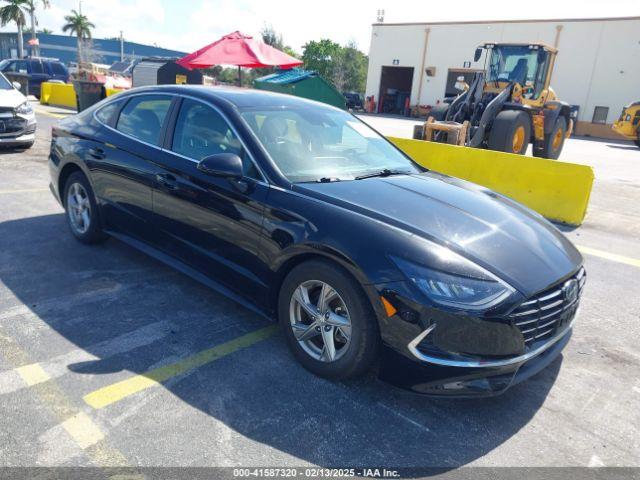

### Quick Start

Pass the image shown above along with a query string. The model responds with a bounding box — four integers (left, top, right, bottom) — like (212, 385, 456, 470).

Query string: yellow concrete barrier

(105, 88, 122, 97)
(39, 82, 77, 109)
(389, 137, 594, 226)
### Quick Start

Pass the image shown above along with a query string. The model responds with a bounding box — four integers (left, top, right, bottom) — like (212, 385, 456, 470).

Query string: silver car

(0, 72, 36, 149)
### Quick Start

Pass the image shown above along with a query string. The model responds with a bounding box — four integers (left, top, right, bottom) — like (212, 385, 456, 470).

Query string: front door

(152, 97, 270, 303)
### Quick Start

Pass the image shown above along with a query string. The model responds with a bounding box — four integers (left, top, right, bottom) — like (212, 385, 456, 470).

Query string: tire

(533, 116, 567, 160)
(634, 130, 640, 148)
(63, 171, 108, 244)
(278, 259, 380, 380)
(487, 110, 531, 155)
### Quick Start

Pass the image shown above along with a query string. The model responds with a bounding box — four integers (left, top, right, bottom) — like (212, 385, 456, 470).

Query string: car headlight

(391, 255, 516, 311)
(15, 102, 33, 115)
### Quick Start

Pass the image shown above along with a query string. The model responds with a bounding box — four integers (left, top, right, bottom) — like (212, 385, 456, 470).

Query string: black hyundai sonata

(49, 86, 585, 396)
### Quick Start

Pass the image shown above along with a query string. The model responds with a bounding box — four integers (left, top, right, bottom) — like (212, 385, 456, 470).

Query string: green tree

(302, 39, 367, 93)
(26, 0, 49, 55)
(337, 40, 368, 93)
(261, 24, 283, 50)
(302, 39, 341, 82)
(0, 0, 29, 58)
(62, 9, 95, 65)
(37, 27, 52, 34)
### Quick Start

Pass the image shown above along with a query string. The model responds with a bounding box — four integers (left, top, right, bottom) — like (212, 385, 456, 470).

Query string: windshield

(487, 46, 541, 84)
(0, 73, 13, 90)
(240, 106, 420, 182)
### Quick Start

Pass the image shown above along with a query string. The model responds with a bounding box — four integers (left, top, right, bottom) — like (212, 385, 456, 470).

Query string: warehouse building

(365, 16, 640, 138)
(0, 32, 185, 66)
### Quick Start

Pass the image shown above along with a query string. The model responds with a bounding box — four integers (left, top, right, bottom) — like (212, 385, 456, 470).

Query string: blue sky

(2, 0, 638, 54)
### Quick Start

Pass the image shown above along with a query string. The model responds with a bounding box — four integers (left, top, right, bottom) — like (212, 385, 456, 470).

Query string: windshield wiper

(355, 169, 410, 180)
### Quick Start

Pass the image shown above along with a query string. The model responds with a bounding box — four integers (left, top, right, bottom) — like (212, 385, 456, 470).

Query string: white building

(365, 16, 640, 138)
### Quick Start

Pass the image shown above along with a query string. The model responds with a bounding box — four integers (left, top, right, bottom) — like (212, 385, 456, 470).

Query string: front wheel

(278, 260, 380, 380)
(634, 129, 640, 148)
(487, 110, 531, 155)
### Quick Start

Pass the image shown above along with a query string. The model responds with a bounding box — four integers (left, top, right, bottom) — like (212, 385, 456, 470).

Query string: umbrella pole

(238, 66, 242, 87)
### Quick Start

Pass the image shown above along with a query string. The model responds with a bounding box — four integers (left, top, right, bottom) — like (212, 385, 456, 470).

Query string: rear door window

(30, 60, 45, 74)
(116, 95, 172, 146)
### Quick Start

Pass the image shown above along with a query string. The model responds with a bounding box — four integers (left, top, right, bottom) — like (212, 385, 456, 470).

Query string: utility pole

(120, 31, 124, 61)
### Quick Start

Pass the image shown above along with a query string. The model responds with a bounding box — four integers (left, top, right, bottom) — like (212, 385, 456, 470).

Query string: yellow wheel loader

(612, 102, 640, 148)
(413, 43, 574, 159)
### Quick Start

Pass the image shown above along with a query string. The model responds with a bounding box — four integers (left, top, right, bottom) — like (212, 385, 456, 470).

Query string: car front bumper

(371, 277, 579, 397)
(0, 112, 36, 146)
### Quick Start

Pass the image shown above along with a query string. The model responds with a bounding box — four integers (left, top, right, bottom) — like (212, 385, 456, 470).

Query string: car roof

(119, 84, 344, 112)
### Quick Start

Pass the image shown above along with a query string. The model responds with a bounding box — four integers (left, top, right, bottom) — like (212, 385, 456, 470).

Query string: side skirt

(104, 229, 274, 322)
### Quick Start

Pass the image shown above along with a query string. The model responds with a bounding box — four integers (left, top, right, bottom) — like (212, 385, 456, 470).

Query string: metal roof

(256, 69, 316, 85)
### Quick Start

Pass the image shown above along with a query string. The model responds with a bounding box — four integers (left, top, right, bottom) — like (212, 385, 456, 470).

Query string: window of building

(592, 106, 609, 124)
(116, 95, 172, 145)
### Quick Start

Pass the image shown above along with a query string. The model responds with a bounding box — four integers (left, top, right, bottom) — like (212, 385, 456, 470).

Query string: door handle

(156, 173, 178, 190)
(88, 147, 105, 159)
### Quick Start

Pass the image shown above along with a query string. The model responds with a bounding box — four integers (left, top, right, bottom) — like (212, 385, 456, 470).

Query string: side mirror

(12, 81, 21, 90)
(197, 153, 244, 180)
(474, 48, 483, 62)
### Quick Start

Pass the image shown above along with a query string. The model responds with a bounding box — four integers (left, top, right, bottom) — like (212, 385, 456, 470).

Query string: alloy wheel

(67, 182, 92, 235)
(289, 280, 352, 362)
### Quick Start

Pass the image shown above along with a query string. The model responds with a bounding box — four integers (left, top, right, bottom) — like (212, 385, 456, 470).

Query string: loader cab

(481, 43, 557, 106)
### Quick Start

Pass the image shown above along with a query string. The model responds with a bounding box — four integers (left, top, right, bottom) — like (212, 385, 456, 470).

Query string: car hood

(295, 172, 582, 295)
(0, 88, 27, 109)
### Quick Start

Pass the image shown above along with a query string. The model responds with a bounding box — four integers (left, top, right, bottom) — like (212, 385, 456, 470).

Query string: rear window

(116, 95, 172, 145)
(50, 62, 67, 75)
(95, 99, 125, 127)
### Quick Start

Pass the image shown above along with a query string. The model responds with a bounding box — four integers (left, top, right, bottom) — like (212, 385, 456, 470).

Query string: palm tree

(26, 0, 49, 56)
(62, 9, 94, 66)
(0, 0, 29, 59)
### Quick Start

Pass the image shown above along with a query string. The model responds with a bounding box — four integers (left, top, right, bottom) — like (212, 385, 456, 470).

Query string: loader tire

(533, 116, 567, 160)
(634, 129, 640, 148)
(488, 110, 531, 155)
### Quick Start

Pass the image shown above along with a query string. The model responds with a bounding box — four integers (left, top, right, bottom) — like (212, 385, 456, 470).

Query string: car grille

(0, 117, 27, 136)
(0, 106, 14, 115)
(508, 268, 585, 346)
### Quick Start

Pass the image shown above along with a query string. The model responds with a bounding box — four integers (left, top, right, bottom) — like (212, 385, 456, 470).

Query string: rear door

(89, 94, 174, 242)
(151, 96, 270, 302)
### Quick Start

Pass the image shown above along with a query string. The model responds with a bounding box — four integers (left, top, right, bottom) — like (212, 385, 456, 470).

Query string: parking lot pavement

(0, 111, 639, 470)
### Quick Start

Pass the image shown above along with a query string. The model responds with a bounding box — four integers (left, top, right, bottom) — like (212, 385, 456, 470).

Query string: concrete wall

(366, 17, 640, 125)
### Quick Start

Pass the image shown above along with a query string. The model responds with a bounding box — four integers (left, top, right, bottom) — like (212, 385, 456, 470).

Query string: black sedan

(48, 86, 585, 396)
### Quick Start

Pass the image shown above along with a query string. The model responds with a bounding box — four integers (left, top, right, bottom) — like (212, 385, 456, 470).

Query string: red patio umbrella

(177, 31, 303, 85)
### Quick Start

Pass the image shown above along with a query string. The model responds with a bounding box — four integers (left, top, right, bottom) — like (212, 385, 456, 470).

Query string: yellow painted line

(0, 330, 131, 466)
(16, 363, 50, 386)
(578, 245, 640, 268)
(84, 325, 277, 409)
(0, 188, 49, 195)
(61, 411, 105, 449)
